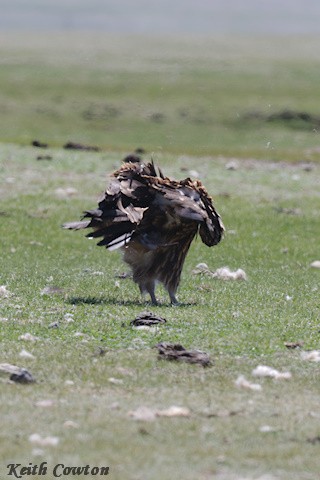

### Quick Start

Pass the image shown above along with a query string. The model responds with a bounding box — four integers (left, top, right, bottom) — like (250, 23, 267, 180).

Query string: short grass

(1, 143, 320, 479)
(1, 33, 320, 161)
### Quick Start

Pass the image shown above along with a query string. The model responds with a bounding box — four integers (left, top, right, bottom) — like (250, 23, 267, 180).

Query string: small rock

(301, 350, 320, 362)
(235, 375, 262, 391)
(48, 321, 59, 329)
(19, 349, 35, 360)
(29, 434, 59, 447)
(0, 285, 11, 298)
(19, 333, 39, 342)
(252, 365, 291, 380)
(35, 400, 55, 408)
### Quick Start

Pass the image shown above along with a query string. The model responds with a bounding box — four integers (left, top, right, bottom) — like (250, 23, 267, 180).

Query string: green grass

(1, 33, 320, 161)
(1, 32, 320, 478)
(1, 142, 320, 479)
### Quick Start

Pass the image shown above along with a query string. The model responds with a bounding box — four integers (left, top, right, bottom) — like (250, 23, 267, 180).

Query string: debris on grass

(0, 363, 35, 384)
(192, 263, 247, 280)
(259, 425, 276, 433)
(235, 375, 262, 391)
(29, 433, 59, 447)
(225, 159, 239, 170)
(310, 260, 320, 269)
(130, 311, 166, 327)
(63, 141, 100, 152)
(189, 169, 200, 178)
(64, 380, 75, 386)
(0, 285, 11, 298)
(108, 377, 124, 385)
(36, 155, 53, 161)
(307, 435, 320, 445)
(128, 405, 190, 422)
(275, 206, 302, 216)
(63, 420, 79, 429)
(284, 341, 304, 349)
(213, 266, 247, 281)
(41, 285, 65, 295)
(64, 313, 74, 323)
(48, 321, 59, 329)
(157, 406, 190, 418)
(10, 369, 35, 384)
(301, 350, 320, 362)
(30, 240, 44, 247)
(203, 408, 243, 418)
(19, 349, 36, 359)
(35, 399, 55, 408)
(252, 365, 292, 380)
(128, 406, 157, 421)
(19, 333, 39, 342)
(32, 140, 48, 148)
(155, 342, 212, 367)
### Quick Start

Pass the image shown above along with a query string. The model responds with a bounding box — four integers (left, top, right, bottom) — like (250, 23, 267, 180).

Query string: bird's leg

(139, 281, 158, 306)
(168, 290, 179, 306)
(147, 281, 158, 306)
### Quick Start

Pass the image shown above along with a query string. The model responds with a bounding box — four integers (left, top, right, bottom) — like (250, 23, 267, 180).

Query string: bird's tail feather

(62, 220, 91, 230)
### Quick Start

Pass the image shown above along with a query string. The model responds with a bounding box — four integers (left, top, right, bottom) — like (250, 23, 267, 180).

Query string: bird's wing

(146, 177, 224, 247)
(63, 163, 153, 250)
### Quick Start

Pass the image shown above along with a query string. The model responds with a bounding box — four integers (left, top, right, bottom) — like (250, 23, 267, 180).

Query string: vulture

(63, 160, 224, 305)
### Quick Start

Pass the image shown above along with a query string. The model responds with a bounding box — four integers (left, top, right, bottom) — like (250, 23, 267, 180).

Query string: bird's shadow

(67, 295, 196, 308)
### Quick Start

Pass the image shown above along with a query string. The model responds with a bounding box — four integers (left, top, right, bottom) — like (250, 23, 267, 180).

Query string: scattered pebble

(108, 377, 124, 385)
(235, 375, 262, 391)
(29, 433, 59, 447)
(0, 285, 11, 298)
(31, 448, 45, 457)
(35, 400, 55, 408)
(19, 349, 35, 360)
(259, 425, 275, 433)
(301, 350, 320, 362)
(73, 332, 86, 338)
(41, 286, 65, 295)
(156, 406, 190, 418)
(19, 333, 39, 342)
(128, 406, 156, 422)
(64, 380, 75, 386)
(48, 321, 59, 329)
(63, 420, 79, 429)
(225, 160, 239, 170)
(252, 365, 292, 380)
(64, 313, 74, 323)
(128, 405, 190, 422)
(310, 260, 320, 269)
(188, 169, 199, 178)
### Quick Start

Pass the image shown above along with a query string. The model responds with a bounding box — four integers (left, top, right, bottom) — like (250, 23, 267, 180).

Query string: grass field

(0, 33, 320, 479)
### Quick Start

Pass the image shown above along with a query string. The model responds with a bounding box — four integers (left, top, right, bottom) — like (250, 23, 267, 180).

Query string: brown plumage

(63, 160, 224, 305)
